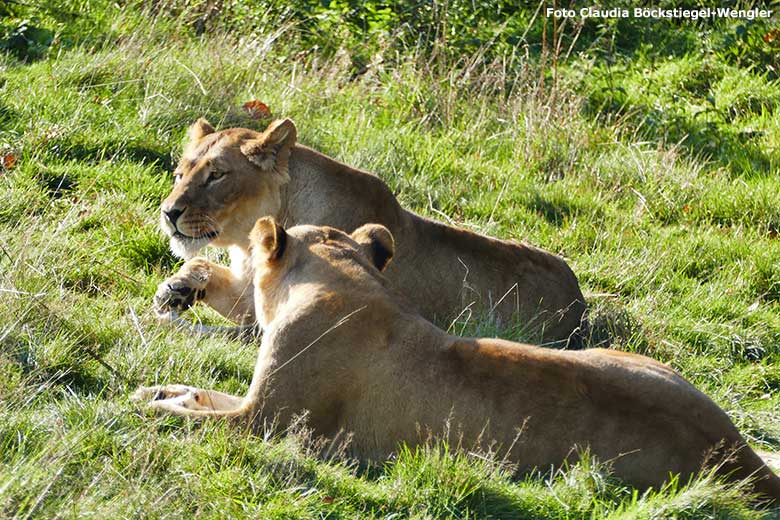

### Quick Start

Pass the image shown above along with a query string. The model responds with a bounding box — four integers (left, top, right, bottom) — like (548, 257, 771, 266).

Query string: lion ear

(188, 117, 215, 142)
(183, 118, 216, 155)
(250, 216, 287, 262)
(240, 118, 297, 184)
(351, 224, 395, 272)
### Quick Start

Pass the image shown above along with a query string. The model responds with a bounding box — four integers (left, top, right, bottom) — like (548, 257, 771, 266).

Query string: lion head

(160, 118, 297, 259)
(248, 217, 395, 327)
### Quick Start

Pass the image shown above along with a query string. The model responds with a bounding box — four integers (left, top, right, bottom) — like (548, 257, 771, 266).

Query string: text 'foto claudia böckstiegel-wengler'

(546, 6, 773, 21)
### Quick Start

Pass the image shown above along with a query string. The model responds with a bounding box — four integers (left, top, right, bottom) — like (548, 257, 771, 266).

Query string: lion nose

(164, 208, 184, 227)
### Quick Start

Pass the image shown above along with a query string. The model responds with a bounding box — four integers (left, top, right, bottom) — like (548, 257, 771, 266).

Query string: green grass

(2, 1, 780, 517)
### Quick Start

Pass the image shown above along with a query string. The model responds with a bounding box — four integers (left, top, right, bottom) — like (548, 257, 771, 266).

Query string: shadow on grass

(583, 296, 648, 352)
(2, 301, 122, 395)
(45, 138, 174, 171)
(585, 90, 775, 178)
(0, 23, 55, 62)
(523, 192, 592, 227)
(4, 336, 108, 396)
(120, 231, 179, 274)
(0, 101, 17, 124)
(36, 169, 77, 198)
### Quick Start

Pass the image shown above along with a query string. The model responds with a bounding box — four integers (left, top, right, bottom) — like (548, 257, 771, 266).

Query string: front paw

(130, 384, 194, 403)
(153, 259, 211, 317)
(154, 279, 204, 316)
(130, 385, 162, 402)
(131, 384, 209, 414)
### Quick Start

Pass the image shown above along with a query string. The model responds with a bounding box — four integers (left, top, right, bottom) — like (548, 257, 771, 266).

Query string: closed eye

(207, 170, 227, 184)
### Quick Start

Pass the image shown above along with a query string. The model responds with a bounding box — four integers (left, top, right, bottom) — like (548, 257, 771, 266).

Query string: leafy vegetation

(1, 0, 780, 517)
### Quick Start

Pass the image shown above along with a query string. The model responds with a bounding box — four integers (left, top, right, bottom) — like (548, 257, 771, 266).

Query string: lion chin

(169, 234, 211, 260)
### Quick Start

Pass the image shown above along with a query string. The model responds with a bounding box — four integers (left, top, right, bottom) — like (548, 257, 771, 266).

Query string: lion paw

(131, 384, 212, 414)
(131, 384, 199, 402)
(154, 280, 204, 315)
(154, 259, 211, 316)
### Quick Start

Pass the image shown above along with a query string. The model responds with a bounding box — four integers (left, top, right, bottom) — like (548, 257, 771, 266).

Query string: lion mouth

(169, 230, 219, 260)
(173, 230, 219, 241)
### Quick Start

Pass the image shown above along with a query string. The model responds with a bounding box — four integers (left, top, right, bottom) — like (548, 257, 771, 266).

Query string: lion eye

(173, 173, 182, 184)
(208, 170, 226, 183)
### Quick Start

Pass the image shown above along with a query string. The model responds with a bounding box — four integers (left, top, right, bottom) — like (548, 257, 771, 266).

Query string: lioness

(154, 118, 586, 345)
(134, 218, 780, 501)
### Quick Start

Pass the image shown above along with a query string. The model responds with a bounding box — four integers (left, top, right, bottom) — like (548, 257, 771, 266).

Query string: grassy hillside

(1, 1, 780, 517)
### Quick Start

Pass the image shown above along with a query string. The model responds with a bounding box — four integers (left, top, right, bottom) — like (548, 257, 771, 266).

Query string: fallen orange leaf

(242, 100, 271, 119)
(2, 153, 17, 170)
(321, 496, 334, 504)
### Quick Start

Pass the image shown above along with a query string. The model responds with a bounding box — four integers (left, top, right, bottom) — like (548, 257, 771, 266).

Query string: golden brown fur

(154, 118, 586, 345)
(135, 219, 780, 502)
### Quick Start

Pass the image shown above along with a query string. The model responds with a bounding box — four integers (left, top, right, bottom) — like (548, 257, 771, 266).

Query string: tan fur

(155, 118, 587, 345)
(136, 219, 780, 502)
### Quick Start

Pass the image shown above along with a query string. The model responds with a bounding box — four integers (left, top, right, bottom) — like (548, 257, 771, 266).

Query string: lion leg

(130, 384, 246, 417)
(154, 257, 255, 324)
